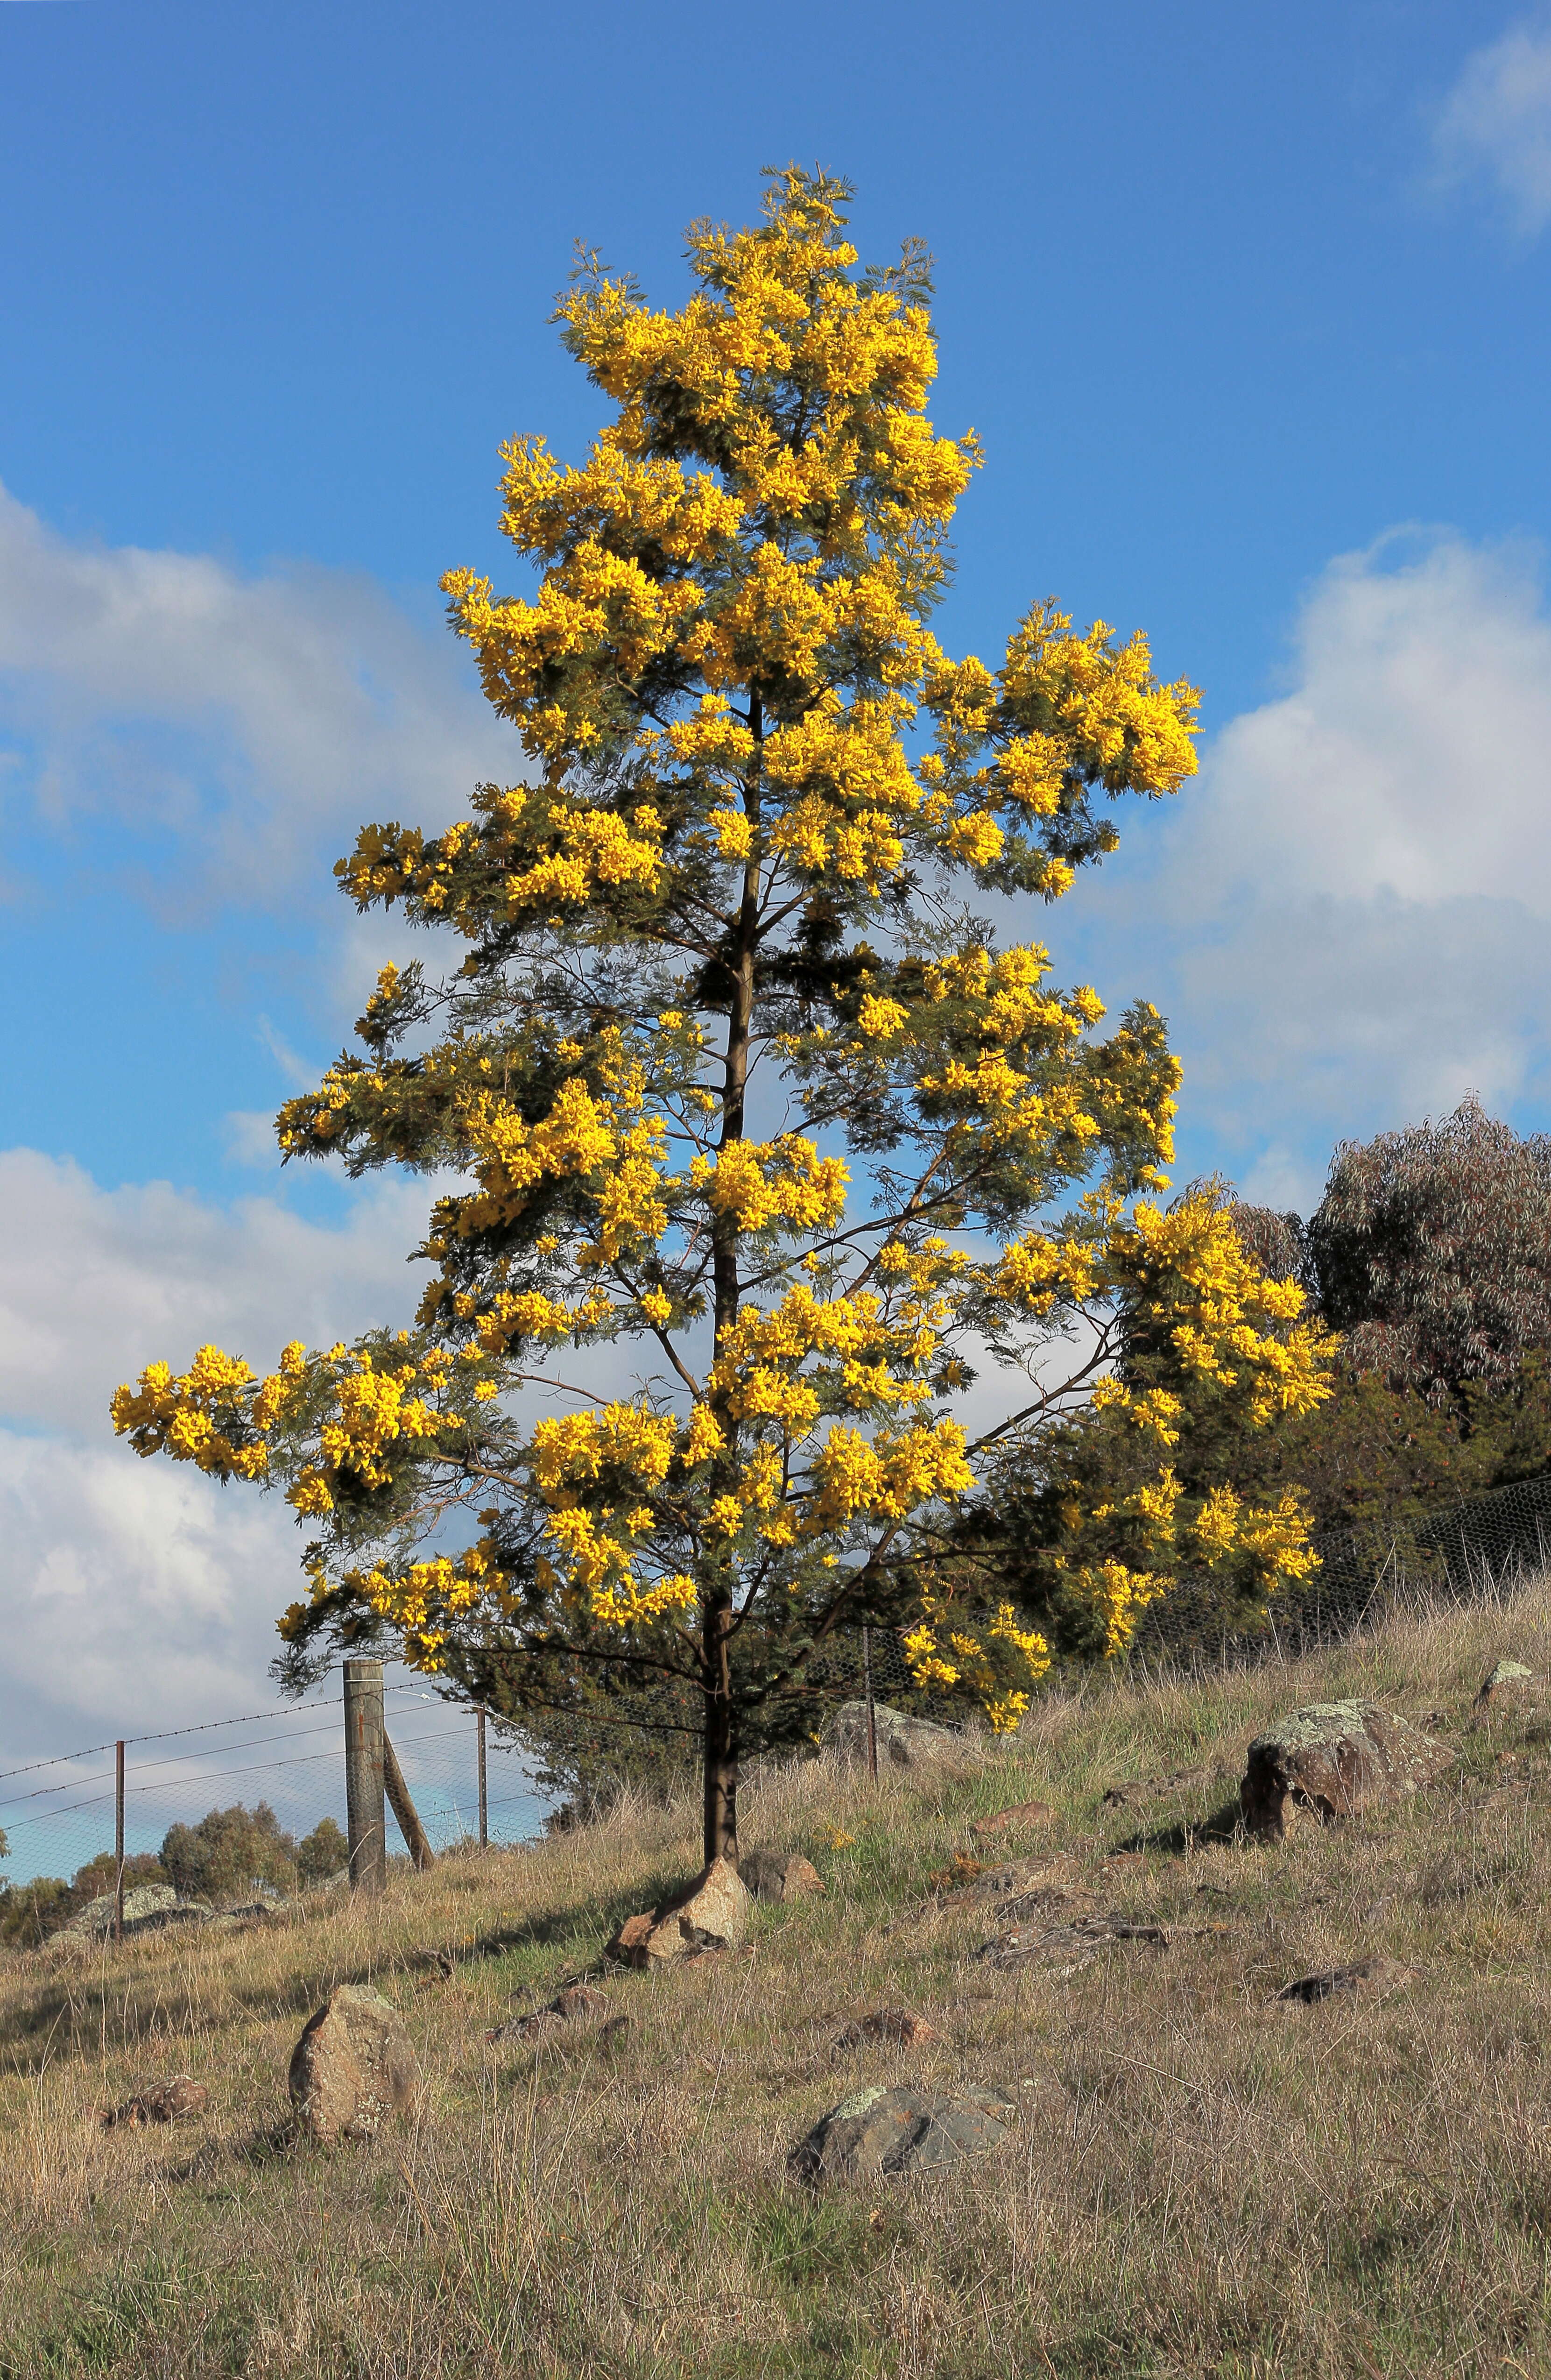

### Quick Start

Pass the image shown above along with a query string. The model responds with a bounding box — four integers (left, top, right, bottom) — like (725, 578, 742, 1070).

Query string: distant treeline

(0, 1802, 348, 1948)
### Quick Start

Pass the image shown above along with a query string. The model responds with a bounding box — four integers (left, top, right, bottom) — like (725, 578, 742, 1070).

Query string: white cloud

(1194, 533, 1551, 912)
(0, 1429, 299, 1748)
(1435, 18, 1551, 236)
(0, 1149, 448, 1767)
(1121, 530, 1551, 1203)
(0, 480, 519, 910)
(0, 1148, 437, 1432)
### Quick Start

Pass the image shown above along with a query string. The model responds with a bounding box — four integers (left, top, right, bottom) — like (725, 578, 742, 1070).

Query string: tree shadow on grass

(1114, 1796, 1246, 1856)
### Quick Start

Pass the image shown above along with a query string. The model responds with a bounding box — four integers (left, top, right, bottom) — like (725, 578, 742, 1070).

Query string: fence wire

(0, 1683, 543, 1891)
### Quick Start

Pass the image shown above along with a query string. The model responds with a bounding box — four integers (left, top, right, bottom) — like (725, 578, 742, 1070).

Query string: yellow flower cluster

(807, 1418, 973, 1529)
(902, 1597, 1050, 1729)
(1189, 1484, 1319, 1584)
(707, 1283, 938, 1434)
(698, 1137, 849, 1234)
(999, 605, 1199, 797)
(526, 1403, 700, 1626)
(987, 1230, 1100, 1318)
(1107, 1192, 1337, 1427)
(1073, 1559, 1167, 1658)
(316, 1354, 447, 1492)
(497, 800, 664, 911)
(452, 1065, 670, 1263)
(110, 1341, 307, 1482)
(531, 1403, 677, 1495)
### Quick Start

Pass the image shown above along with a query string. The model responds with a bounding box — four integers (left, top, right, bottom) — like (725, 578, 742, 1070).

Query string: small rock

(599, 2014, 632, 2043)
(207, 1900, 288, 1931)
(1476, 1658, 1540, 1708)
(487, 1982, 610, 2043)
(1277, 1956, 1413, 2006)
(790, 2082, 1016, 2182)
(101, 2076, 209, 2129)
(643, 1856, 751, 1964)
(289, 1984, 418, 2145)
(739, 1849, 825, 1902)
(824, 1701, 978, 1774)
(971, 1799, 1053, 1840)
(1241, 1701, 1452, 1842)
(605, 1912, 656, 1966)
(835, 2009, 938, 2049)
(552, 1983, 607, 2022)
(984, 1878, 1095, 1927)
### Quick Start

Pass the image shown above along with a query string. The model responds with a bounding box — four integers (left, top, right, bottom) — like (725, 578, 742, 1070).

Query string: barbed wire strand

(0, 1680, 438, 1786)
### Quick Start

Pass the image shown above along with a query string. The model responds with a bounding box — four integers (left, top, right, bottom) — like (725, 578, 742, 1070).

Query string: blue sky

(3, 0, 1551, 1768)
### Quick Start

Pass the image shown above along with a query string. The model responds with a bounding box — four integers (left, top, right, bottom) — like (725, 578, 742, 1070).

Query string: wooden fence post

(382, 1732, 435, 1870)
(343, 1659, 386, 1893)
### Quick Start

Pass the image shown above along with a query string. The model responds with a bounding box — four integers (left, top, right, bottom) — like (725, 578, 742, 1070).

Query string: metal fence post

(477, 1705, 488, 1850)
(343, 1659, 386, 1893)
(861, 1625, 878, 1783)
(113, 1740, 125, 1942)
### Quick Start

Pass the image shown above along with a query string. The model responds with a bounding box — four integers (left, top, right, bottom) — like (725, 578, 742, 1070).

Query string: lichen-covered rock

(60, 1884, 182, 1940)
(739, 1849, 825, 1902)
(289, 1984, 418, 2144)
(1240, 1700, 1451, 1841)
(824, 1702, 977, 1774)
(1476, 1658, 1541, 1708)
(790, 2083, 1016, 2182)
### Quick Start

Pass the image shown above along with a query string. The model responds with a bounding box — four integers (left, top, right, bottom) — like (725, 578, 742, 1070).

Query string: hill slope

(4, 1588, 1551, 2379)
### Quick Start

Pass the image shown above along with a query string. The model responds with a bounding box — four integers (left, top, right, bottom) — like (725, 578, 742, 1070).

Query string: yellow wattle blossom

(698, 1138, 849, 1234)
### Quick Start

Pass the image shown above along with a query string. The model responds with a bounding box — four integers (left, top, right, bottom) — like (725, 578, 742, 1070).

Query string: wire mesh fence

(1128, 1470, 1551, 1674)
(0, 1680, 545, 1891)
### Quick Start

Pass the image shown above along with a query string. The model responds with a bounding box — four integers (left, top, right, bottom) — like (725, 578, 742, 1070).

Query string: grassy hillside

(5, 1588, 1551, 2379)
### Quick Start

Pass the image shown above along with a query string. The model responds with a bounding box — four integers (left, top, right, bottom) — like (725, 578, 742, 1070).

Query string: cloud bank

(0, 480, 517, 908)
(0, 1152, 437, 1757)
(1130, 531, 1551, 1204)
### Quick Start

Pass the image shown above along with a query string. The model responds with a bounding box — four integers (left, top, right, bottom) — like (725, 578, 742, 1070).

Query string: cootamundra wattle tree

(112, 170, 1331, 1864)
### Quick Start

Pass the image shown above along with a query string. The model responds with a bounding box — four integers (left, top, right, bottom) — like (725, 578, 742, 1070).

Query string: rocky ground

(4, 1587, 1551, 2377)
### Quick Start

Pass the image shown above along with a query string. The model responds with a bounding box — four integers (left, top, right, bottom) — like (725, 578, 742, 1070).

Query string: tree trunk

(702, 1614, 739, 1866)
(699, 696, 760, 1869)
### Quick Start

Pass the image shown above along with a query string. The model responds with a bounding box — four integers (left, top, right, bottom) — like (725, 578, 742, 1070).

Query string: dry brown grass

(6, 1585, 1551, 2377)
